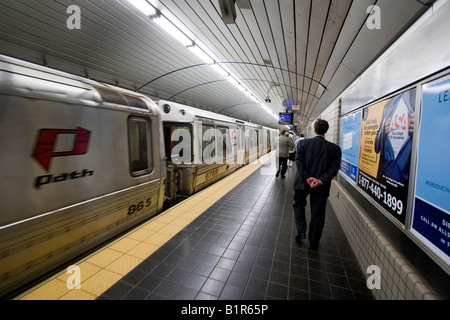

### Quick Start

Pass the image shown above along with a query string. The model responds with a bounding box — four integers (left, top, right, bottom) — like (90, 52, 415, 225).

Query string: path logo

(33, 127, 91, 171)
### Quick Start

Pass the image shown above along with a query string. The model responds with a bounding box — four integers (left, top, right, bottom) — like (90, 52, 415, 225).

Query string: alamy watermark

(164, 127, 277, 174)
(66, 5, 81, 30)
(64, 4, 381, 31)
(366, 265, 381, 290)
(66, 265, 81, 289)
(367, 5, 381, 30)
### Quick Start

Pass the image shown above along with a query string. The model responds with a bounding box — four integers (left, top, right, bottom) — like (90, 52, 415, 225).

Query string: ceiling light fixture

(154, 15, 193, 47)
(225, 75, 239, 86)
(210, 63, 229, 77)
(128, 0, 156, 16)
(188, 43, 215, 65)
(128, 0, 278, 121)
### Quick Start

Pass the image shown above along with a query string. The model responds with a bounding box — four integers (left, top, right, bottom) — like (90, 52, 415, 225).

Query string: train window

(163, 122, 193, 163)
(248, 129, 257, 150)
(128, 117, 152, 175)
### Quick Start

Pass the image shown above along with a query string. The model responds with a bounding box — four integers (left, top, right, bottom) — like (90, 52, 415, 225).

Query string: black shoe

(276, 171, 280, 177)
(281, 175, 286, 179)
(295, 232, 306, 243)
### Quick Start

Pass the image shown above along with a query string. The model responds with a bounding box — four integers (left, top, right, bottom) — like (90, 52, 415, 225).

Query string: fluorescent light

(128, 0, 155, 16)
(154, 16, 193, 47)
(244, 91, 252, 98)
(225, 76, 238, 86)
(189, 45, 215, 64)
(140, 6, 278, 122)
(211, 64, 229, 77)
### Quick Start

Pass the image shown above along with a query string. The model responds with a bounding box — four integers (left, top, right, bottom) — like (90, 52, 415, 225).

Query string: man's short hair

(314, 119, 329, 135)
(280, 130, 286, 135)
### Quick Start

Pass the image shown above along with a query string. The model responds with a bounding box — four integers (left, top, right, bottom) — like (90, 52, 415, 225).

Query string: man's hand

(307, 177, 323, 188)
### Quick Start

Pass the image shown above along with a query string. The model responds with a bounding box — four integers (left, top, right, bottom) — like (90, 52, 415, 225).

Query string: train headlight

(163, 104, 171, 114)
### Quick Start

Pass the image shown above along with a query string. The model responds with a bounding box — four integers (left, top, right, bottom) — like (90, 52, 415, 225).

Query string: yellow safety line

(16, 153, 275, 300)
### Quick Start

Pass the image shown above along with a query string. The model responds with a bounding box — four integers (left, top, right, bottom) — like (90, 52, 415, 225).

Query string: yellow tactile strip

(16, 153, 274, 300)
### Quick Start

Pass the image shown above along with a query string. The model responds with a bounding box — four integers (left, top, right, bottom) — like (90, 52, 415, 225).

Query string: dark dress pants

(293, 189, 328, 248)
(277, 157, 288, 177)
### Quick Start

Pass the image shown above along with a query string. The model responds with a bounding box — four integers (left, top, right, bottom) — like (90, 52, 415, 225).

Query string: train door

(266, 129, 271, 153)
(247, 128, 258, 164)
(256, 130, 260, 159)
(236, 125, 245, 166)
(201, 123, 218, 165)
(259, 128, 268, 156)
(162, 122, 193, 164)
(217, 126, 232, 164)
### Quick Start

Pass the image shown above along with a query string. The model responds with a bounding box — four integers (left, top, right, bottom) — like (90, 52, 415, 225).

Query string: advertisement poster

(357, 89, 416, 224)
(340, 111, 361, 183)
(412, 76, 450, 264)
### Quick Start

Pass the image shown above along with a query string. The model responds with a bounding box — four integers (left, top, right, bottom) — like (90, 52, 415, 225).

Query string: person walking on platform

(295, 133, 305, 147)
(293, 119, 342, 250)
(288, 132, 296, 167)
(276, 130, 294, 179)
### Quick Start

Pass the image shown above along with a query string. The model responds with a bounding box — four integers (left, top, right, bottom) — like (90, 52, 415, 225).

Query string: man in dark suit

(293, 119, 342, 250)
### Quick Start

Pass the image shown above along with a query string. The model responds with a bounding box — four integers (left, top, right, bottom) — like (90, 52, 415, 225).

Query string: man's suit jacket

(276, 134, 294, 158)
(293, 136, 342, 196)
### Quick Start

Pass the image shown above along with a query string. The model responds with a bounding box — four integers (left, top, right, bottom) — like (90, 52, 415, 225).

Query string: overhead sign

(279, 113, 293, 125)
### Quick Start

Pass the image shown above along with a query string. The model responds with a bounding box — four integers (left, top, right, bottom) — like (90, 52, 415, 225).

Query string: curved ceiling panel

(0, 0, 435, 129)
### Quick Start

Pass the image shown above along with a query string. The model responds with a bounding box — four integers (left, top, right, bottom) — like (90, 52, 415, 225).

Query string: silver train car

(0, 55, 166, 298)
(0, 54, 278, 298)
(159, 100, 277, 203)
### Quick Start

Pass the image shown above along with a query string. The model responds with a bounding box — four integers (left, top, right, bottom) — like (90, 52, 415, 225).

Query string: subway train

(0, 54, 278, 298)
(159, 100, 277, 204)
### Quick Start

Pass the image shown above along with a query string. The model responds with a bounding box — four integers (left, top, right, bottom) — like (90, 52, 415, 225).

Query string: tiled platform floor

(99, 161, 374, 300)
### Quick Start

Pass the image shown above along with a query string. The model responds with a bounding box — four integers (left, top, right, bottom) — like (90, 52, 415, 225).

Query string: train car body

(160, 100, 242, 202)
(0, 55, 165, 297)
(0, 55, 278, 298)
(158, 100, 275, 203)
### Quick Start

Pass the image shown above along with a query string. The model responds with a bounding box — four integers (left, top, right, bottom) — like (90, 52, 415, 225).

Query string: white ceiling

(0, 0, 435, 129)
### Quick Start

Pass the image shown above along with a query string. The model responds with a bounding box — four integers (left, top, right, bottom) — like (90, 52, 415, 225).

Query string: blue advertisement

(339, 112, 361, 183)
(412, 76, 450, 264)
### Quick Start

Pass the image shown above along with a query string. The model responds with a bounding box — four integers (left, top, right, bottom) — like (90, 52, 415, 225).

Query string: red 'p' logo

(33, 127, 91, 171)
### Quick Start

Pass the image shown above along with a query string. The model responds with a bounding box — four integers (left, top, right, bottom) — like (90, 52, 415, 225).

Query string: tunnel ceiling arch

(0, 0, 435, 129)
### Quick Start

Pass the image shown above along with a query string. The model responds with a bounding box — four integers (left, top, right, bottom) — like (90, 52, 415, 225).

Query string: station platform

(16, 153, 374, 300)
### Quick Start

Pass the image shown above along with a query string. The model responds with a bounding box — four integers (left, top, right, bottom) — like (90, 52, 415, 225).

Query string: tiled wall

(329, 181, 439, 300)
